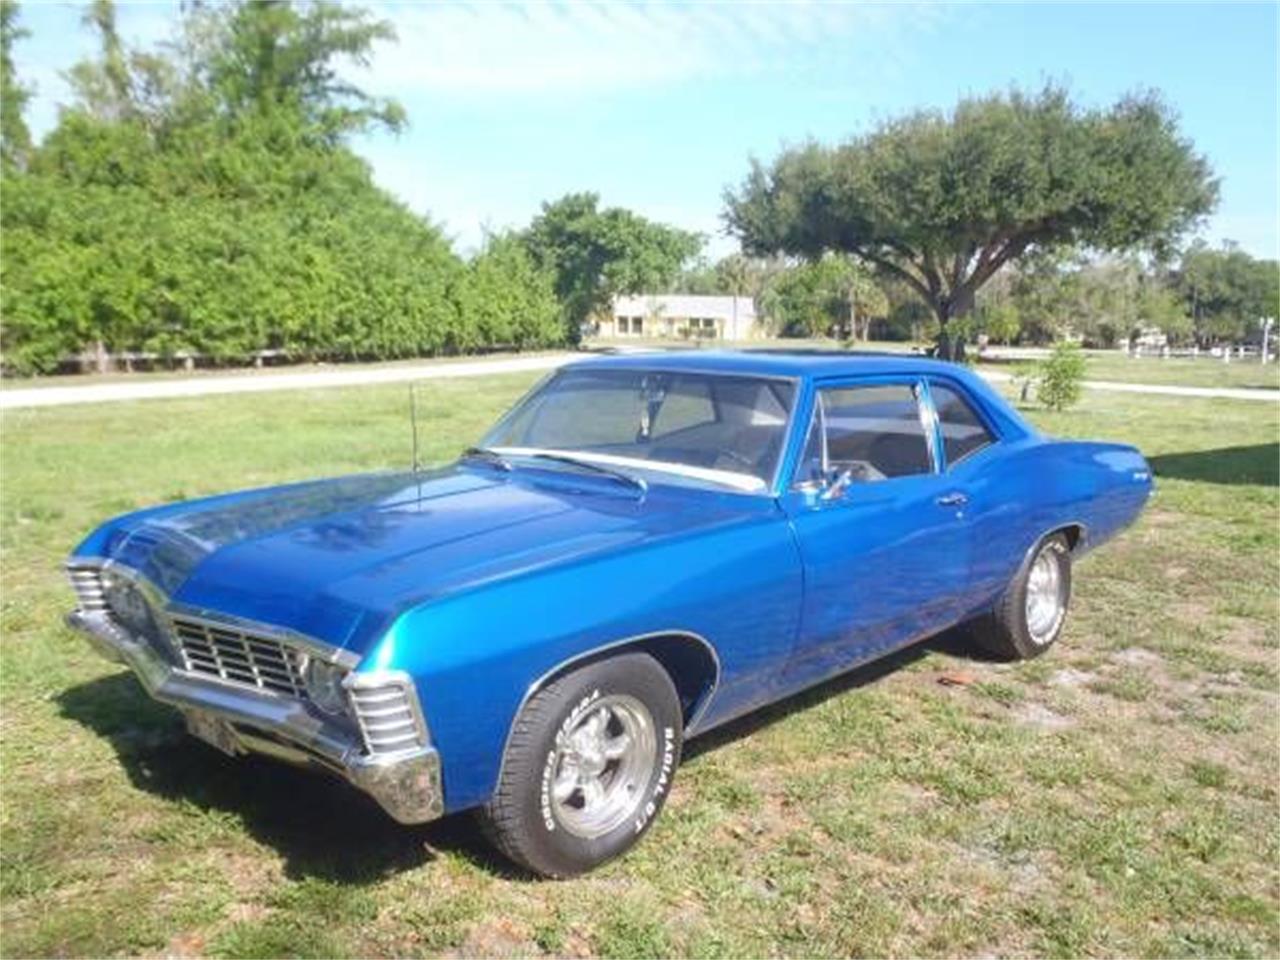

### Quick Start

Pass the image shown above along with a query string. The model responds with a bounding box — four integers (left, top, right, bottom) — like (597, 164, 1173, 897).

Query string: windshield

(481, 368, 796, 491)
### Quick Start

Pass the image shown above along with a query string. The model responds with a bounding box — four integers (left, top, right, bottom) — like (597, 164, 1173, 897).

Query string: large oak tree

(724, 86, 1219, 357)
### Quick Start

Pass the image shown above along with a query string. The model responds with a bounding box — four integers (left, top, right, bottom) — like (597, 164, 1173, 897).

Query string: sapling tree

(1037, 342, 1087, 411)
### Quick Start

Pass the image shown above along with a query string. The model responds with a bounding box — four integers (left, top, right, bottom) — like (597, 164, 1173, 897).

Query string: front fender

(365, 508, 803, 813)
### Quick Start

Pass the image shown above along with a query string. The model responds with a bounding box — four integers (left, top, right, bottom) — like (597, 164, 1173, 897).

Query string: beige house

(602, 295, 765, 341)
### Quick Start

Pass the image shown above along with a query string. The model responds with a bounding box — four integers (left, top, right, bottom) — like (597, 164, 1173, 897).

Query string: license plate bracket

(184, 711, 240, 757)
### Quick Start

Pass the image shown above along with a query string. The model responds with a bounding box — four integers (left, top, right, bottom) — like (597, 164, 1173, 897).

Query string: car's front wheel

(972, 532, 1073, 660)
(480, 652, 682, 877)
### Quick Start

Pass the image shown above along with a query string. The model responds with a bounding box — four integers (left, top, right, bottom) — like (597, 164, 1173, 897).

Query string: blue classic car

(66, 351, 1152, 876)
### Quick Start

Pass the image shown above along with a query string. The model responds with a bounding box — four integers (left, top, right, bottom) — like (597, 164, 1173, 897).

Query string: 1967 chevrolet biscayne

(67, 351, 1152, 876)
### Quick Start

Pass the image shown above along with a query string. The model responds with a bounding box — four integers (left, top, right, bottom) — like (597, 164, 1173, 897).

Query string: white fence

(1126, 343, 1273, 363)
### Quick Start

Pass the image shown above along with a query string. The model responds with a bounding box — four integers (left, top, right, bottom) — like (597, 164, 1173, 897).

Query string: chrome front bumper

(67, 608, 444, 824)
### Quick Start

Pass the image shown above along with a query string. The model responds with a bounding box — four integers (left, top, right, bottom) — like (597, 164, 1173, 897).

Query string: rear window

(930, 382, 996, 466)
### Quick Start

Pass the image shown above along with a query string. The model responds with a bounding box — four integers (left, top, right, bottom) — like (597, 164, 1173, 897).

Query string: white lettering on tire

(633, 726, 676, 834)
(540, 748, 557, 831)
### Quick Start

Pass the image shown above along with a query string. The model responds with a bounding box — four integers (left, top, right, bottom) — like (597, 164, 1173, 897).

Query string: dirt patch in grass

(448, 917, 537, 958)
(1049, 667, 1097, 689)
(1011, 702, 1076, 731)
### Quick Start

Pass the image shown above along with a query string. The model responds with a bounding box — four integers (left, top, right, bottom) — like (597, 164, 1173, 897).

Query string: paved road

(0, 354, 577, 410)
(1, 352, 1277, 409)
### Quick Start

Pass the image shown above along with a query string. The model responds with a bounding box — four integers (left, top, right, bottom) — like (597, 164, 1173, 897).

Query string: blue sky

(14, 1, 1279, 260)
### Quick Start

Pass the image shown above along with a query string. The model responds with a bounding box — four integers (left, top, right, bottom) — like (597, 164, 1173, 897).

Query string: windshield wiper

(526, 453, 648, 495)
(460, 446, 512, 471)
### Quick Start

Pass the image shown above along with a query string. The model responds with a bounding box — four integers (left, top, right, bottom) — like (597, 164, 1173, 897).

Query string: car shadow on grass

(1149, 443, 1279, 486)
(57, 625, 989, 884)
(55, 673, 518, 884)
(685, 624, 988, 760)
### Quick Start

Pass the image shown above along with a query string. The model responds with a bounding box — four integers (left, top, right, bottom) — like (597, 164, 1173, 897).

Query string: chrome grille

(170, 616, 305, 697)
(348, 678, 425, 755)
(67, 566, 108, 612)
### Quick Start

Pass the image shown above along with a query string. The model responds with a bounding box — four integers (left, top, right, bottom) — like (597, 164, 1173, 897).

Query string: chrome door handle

(936, 492, 968, 507)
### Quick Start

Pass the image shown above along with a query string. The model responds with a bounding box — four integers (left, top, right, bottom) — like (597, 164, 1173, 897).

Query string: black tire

(479, 652, 682, 878)
(972, 533, 1073, 660)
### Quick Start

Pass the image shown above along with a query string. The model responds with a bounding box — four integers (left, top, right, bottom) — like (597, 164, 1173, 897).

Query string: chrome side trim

(491, 446, 767, 494)
(915, 379, 943, 474)
(496, 629, 722, 786)
(1023, 521, 1090, 565)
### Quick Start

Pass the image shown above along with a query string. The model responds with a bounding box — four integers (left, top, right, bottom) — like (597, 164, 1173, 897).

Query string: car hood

(82, 466, 759, 654)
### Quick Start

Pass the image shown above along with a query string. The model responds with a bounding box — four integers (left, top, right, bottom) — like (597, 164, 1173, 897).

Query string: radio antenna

(409, 382, 421, 473)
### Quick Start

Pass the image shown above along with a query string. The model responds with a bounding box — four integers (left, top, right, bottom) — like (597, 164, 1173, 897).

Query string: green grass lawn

(976, 352, 1280, 392)
(1085, 353, 1280, 391)
(1, 376, 1277, 958)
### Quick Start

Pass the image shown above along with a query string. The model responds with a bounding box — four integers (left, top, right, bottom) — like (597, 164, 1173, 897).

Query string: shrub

(1037, 341, 1087, 411)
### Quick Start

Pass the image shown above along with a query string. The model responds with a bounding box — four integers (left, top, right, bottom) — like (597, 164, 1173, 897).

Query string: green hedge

(0, 129, 565, 375)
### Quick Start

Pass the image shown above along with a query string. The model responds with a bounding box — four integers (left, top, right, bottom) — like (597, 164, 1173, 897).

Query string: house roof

(612, 294, 756, 320)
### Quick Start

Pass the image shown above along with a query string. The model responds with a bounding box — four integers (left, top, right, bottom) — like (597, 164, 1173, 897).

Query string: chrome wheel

(1025, 548, 1066, 645)
(549, 694, 657, 839)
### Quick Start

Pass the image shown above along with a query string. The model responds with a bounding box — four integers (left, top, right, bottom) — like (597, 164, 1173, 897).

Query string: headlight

(301, 656, 349, 716)
(102, 570, 157, 639)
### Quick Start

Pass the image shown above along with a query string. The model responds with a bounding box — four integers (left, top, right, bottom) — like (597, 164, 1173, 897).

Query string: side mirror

(819, 468, 855, 502)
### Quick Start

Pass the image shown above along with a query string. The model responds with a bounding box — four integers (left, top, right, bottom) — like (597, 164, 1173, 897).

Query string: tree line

(670, 242, 1277, 348)
(0, 1, 698, 374)
(0, 1, 1274, 376)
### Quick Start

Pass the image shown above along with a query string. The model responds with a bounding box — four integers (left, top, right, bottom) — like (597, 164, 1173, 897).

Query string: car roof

(563, 348, 1037, 442)
(565, 348, 963, 381)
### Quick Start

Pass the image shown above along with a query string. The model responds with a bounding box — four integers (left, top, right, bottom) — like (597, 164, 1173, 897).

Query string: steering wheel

(716, 449, 757, 472)
(832, 459, 885, 483)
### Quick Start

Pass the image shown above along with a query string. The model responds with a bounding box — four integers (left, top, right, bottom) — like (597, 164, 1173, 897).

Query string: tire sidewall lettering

(633, 725, 676, 835)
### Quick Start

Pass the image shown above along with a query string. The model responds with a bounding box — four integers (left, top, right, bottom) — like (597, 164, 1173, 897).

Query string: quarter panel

(960, 437, 1152, 608)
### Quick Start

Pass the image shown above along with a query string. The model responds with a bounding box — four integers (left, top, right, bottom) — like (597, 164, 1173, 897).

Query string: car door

(779, 377, 974, 689)
(926, 376, 1011, 611)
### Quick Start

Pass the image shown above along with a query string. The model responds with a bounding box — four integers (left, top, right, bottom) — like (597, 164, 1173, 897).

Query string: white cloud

(357, 1, 938, 96)
(15, 1, 949, 255)
(346, 0, 949, 251)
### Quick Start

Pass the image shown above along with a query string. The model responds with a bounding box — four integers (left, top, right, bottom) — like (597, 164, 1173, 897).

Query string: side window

(930, 382, 996, 466)
(798, 383, 933, 485)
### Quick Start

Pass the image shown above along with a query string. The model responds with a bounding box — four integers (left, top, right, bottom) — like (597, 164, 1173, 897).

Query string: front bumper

(67, 608, 444, 824)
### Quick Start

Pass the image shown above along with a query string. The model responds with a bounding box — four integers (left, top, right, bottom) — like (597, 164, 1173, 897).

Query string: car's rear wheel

(480, 652, 682, 877)
(972, 533, 1073, 660)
